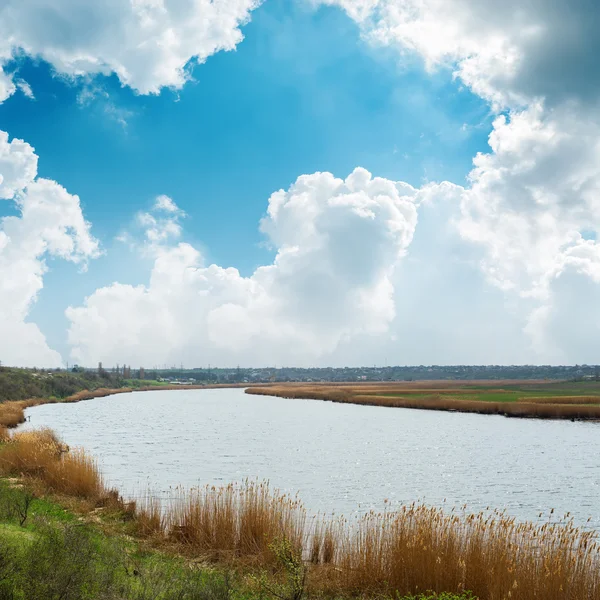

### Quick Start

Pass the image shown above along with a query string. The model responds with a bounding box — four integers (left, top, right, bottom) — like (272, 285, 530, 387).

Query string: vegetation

(0, 367, 253, 437)
(246, 380, 600, 420)
(0, 367, 131, 403)
(0, 428, 597, 599)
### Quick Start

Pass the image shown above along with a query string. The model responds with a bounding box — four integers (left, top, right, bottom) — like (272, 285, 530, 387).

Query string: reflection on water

(20, 388, 600, 526)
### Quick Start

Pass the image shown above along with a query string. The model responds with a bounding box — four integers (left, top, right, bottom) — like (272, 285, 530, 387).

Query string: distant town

(55, 363, 600, 384)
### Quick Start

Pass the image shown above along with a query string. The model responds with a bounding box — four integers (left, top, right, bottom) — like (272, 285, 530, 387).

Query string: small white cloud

(16, 79, 34, 99)
(154, 195, 181, 214)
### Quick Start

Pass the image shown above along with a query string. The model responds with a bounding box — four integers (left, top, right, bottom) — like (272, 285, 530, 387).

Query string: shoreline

(0, 382, 262, 433)
(0, 426, 598, 599)
(245, 384, 600, 421)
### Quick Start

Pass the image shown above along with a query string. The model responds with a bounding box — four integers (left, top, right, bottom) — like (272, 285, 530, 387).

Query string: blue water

(20, 388, 600, 526)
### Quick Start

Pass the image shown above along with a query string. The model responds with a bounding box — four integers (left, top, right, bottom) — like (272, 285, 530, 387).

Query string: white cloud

(66, 168, 434, 366)
(154, 194, 181, 214)
(0, 0, 262, 100)
(0, 0, 264, 368)
(0, 131, 38, 199)
(0, 133, 100, 367)
(316, 0, 600, 109)
(3, 0, 600, 366)
(312, 0, 600, 363)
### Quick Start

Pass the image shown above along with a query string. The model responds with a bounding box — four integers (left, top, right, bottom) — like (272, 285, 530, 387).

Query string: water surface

(21, 388, 600, 526)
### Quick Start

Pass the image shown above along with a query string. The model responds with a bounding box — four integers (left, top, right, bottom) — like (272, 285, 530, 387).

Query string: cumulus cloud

(0, 134, 100, 366)
(0, 131, 38, 199)
(316, 0, 600, 109)
(66, 168, 432, 366)
(0, 0, 262, 100)
(312, 0, 600, 363)
(0, 0, 263, 368)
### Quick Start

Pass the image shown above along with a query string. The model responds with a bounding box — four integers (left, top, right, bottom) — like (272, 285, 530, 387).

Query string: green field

(375, 381, 600, 403)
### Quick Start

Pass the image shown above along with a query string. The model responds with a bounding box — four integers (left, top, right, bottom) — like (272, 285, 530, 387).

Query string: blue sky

(1, 0, 598, 367)
(0, 1, 491, 362)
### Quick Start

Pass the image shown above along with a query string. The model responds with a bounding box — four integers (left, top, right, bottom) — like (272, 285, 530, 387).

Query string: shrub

(19, 521, 120, 600)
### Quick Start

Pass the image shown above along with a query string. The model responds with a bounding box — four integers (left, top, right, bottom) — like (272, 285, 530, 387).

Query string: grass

(246, 381, 600, 420)
(0, 428, 598, 599)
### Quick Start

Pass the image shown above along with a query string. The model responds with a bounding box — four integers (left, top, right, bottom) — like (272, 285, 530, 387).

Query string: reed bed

(0, 428, 599, 597)
(0, 399, 41, 429)
(325, 506, 600, 599)
(247, 387, 600, 420)
(165, 482, 307, 562)
(0, 428, 104, 499)
(522, 396, 600, 405)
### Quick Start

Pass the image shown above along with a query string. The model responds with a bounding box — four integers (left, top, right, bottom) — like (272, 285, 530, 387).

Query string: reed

(247, 387, 600, 420)
(166, 481, 306, 563)
(135, 492, 166, 538)
(0, 428, 598, 597)
(0, 429, 104, 500)
(43, 447, 104, 499)
(0, 399, 41, 429)
(328, 506, 600, 599)
(0, 428, 64, 476)
(63, 388, 132, 402)
(522, 396, 600, 405)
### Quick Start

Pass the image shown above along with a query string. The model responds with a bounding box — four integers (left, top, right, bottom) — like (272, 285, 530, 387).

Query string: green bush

(19, 521, 120, 600)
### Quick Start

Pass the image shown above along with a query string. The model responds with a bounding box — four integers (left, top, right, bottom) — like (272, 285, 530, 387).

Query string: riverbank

(0, 427, 597, 599)
(0, 382, 259, 435)
(245, 381, 600, 420)
(0, 478, 474, 600)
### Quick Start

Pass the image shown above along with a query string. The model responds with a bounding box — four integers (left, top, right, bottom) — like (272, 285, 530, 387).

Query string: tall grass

(1, 428, 599, 597)
(326, 506, 600, 599)
(166, 482, 306, 562)
(523, 396, 600, 405)
(0, 429, 105, 500)
(246, 386, 600, 420)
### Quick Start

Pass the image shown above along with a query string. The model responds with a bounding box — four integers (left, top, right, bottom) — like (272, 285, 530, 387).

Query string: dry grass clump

(325, 506, 600, 600)
(165, 481, 306, 563)
(0, 399, 41, 429)
(43, 447, 104, 499)
(309, 517, 342, 565)
(135, 493, 165, 538)
(0, 428, 64, 476)
(0, 428, 105, 500)
(64, 388, 131, 403)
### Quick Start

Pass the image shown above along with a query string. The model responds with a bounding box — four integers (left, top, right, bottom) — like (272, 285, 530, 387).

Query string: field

(246, 379, 600, 420)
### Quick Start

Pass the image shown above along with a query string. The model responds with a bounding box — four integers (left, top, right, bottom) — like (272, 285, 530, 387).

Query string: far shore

(0, 382, 264, 432)
(245, 381, 600, 421)
(5, 378, 600, 430)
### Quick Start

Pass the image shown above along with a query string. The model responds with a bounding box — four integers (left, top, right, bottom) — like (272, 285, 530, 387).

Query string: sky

(0, 0, 599, 368)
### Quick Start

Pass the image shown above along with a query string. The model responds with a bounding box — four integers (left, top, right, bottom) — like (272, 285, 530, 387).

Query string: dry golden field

(246, 380, 600, 420)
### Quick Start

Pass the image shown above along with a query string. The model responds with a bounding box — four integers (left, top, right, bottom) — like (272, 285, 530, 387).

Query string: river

(20, 388, 600, 526)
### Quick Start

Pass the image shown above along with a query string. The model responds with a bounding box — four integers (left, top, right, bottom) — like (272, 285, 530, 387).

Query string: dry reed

(0, 428, 598, 597)
(522, 396, 600, 405)
(0, 429, 104, 500)
(326, 506, 600, 599)
(165, 481, 306, 563)
(247, 386, 600, 420)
